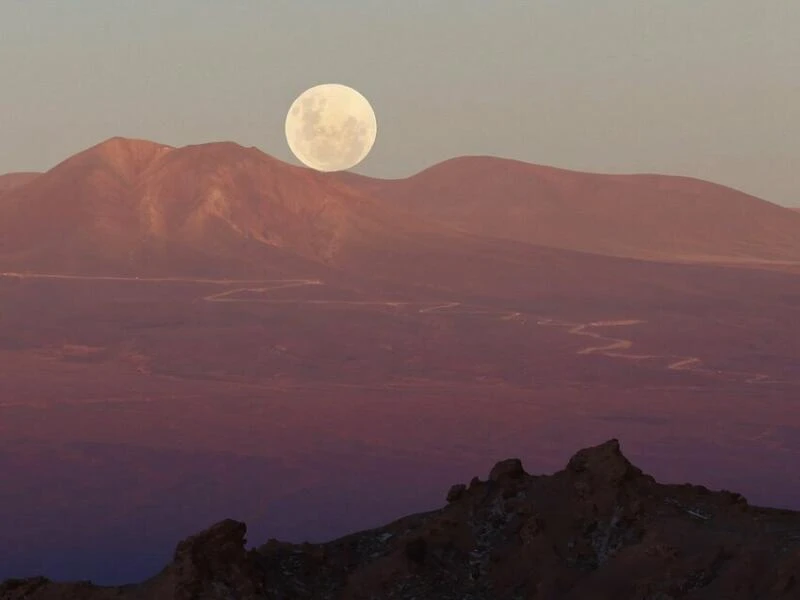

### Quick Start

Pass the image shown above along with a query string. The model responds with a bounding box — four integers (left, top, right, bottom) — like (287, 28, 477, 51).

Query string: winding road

(0, 271, 788, 386)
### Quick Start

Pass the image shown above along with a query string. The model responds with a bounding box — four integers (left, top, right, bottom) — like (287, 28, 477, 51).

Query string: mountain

(341, 156, 800, 264)
(0, 172, 39, 194)
(0, 137, 436, 277)
(3, 439, 798, 599)
(3, 138, 800, 300)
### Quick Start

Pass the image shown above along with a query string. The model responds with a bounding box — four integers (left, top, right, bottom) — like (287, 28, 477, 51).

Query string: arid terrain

(341, 157, 800, 263)
(0, 173, 39, 194)
(1, 138, 799, 586)
(3, 439, 800, 599)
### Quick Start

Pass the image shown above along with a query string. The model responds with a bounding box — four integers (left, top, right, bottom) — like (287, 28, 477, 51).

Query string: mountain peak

(565, 438, 646, 485)
(0, 135, 415, 275)
(89, 136, 174, 159)
(53, 137, 174, 185)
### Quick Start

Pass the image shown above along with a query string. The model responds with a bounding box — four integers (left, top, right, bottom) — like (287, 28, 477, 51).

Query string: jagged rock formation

(2, 439, 799, 599)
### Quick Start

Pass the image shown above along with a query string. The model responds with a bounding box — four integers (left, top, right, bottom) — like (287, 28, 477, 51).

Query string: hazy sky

(1, 2, 798, 205)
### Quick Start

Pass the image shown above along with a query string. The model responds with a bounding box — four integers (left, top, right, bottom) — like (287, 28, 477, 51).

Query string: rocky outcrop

(169, 519, 267, 600)
(3, 439, 800, 599)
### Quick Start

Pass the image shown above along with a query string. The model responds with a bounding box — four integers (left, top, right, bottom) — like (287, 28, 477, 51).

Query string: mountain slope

(0, 138, 437, 277)
(342, 156, 800, 263)
(3, 139, 799, 302)
(0, 172, 40, 194)
(3, 439, 798, 599)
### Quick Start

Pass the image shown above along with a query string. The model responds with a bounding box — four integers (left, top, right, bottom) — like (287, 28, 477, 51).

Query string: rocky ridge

(2, 439, 799, 599)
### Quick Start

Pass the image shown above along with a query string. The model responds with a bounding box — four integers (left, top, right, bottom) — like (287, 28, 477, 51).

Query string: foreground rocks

(2, 439, 799, 599)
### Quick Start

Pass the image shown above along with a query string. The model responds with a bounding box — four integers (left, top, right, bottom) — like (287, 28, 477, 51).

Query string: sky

(0, 1, 798, 206)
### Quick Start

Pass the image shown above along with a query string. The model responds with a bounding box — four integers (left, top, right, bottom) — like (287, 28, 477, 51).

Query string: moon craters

(285, 84, 377, 172)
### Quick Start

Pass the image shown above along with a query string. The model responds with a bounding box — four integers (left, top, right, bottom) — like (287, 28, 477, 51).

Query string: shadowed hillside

(2, 439, 798, 599)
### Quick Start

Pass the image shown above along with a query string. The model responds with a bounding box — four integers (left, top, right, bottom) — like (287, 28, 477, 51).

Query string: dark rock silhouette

(3, 439, 799, 599)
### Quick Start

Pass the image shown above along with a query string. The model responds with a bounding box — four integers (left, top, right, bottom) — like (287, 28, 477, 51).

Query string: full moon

(285, 83, 377, 172)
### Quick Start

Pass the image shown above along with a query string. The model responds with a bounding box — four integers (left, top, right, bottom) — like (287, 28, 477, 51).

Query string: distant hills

(2, 138, 799, 280)
(0, 138, 425, 277)
(342, 156, 800, 263)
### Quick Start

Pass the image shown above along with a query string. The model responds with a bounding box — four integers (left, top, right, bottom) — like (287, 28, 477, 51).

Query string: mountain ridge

(340, 155, 800, 263)
(0, 172, 40, 194)
(2, 137, 799, 285)
(0, 138, 436, 277)
(3, 439, 798, 599)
